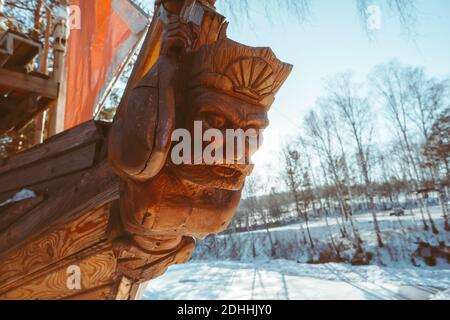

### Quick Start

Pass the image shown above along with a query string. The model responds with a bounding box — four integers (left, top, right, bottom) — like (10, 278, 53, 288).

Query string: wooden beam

(0, 94, 53, 136)
(0, 143, 98, 194)
(0, 195, 45, 233)
(0, 244, 117, 300)
(65, 283, 115, 300)
(0, 121, 103, 175)
(0, 170, 85, 207)
(0, 31, 42, 69)
(0, 204, 110, 291)
(0, 161, 119, 257)
(0, 68, 58, 99)
(0, 121, 107, 194)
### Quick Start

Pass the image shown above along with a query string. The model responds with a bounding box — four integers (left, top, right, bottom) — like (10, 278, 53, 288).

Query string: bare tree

(370, 61, 442, 233)
(304, 108, 365, 253)
(423, 110, 450, 230)
(326, 73, 384, 247)
(221, 0, 416, 35)
(283, 145, 314, 248)
(298, 137, 344, 259)
(243, 174, 277, 257)
(266, 186, 284, 223)
(406, 68, 448, 140)
(282, 143, 314, 249)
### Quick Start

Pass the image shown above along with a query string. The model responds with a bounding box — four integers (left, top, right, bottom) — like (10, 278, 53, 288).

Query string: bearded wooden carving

(107, 0, 292, 282)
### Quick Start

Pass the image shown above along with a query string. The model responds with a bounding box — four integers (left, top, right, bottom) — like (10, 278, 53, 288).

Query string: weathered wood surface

(0, 160, 119, 257)
(0, 68, 58, 99)
(0, 120, 122, 300)
(0, 94, 53, 135)
(0, 204, 111, 292)
(0, 244, 117, 300)
(0, 143, 97, 194)
(0, 195, 45, 232)
(0, 121, 103, 201)
(64, 283, 115, 300)
(0, 119, 103, 175)
(0, 30, 42, 70)
(114, 276, 134, 300)
(0, 170, 85, 207)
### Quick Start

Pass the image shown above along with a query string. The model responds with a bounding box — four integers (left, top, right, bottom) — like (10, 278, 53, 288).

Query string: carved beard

(167, 161, 251, 191)
(168, 90, 255, 192)
(121, 167, 243, 239)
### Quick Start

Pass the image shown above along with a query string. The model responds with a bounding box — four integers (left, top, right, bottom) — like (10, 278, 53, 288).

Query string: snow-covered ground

(143, 260, 449, 300)
(194, 206, 449, 266)
(143, 206, 449, 300)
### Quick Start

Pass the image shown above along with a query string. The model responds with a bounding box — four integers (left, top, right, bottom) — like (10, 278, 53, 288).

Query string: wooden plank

(0, 242, 112, 296)
(0, 204, 110, 291)
(0, 95, 37, 135)
(0, 68, 57, 98)
(114, 276, 133, 300)
(0, 31, 41, 69)
(0, 246, 117, 300)
(0, 143, 98, 194)
(13, 97, 54, 133)
(4, 38, 41, 69)
(0, 195, 45, 232)
(0, 94, 53, 136)
(65, 283, 115, 300)
(0, 170, 86, 206)
(0, 161, 119, 257)
(0, 121, 103, 175)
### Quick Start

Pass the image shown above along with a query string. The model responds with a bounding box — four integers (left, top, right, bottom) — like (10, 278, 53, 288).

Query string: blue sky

(216, 0, 450, 177)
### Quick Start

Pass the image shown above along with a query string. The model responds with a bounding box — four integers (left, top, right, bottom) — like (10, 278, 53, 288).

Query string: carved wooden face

(120, 89, 271, 240)
(168, 88, 269, 191)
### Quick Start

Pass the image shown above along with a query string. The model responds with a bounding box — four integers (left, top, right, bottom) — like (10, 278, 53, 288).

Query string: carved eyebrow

(246, 113, 269, 128)
(196, 102, 243, 125)
(194, 93, 268, 128)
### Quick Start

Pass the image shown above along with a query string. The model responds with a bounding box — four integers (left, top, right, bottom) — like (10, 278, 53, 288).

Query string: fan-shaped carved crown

(189, 38, 292, 108)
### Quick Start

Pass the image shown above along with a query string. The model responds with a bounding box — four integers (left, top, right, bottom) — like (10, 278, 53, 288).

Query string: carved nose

(223, 131, 261, 164)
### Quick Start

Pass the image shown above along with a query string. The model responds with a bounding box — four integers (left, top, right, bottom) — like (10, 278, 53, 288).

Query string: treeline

(226, 61, 449, 261)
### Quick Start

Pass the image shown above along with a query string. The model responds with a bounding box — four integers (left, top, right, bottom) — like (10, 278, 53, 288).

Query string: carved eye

(205, 113, 227, 129)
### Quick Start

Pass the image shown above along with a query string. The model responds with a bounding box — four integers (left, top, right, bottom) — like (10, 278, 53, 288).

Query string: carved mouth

(212, 166, 240, 178)
(169, 162, 254, 190)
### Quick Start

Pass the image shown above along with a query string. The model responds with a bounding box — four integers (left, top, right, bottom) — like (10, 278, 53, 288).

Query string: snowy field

(194, 206, 449, 265)
(143, 206, 449, 300)
(143, 260, 449, 300)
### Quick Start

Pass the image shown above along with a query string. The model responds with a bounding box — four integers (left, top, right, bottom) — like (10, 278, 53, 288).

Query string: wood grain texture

(0, 143, 97, 194)
(0, 204, 110, 291)
(0, 170, 85, 206)
(0, 161, 119, 256)
(0, 94, 40, 136)
(0, 68, 58, 99)
(114, 276, 133, 300)
(0, 246, 117, 300)
(0, 195, 45, 232)
(0, 121, 102, 175)
(65, 283, 115, 300)
(0, 30, 42, 70)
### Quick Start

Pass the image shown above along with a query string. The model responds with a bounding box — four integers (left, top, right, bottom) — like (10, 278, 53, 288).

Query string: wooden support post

(32, 0, 43, 39)
(48, 1, 69, 137)
(0, 1, 6, 34)
(35, 6, 53, 145)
